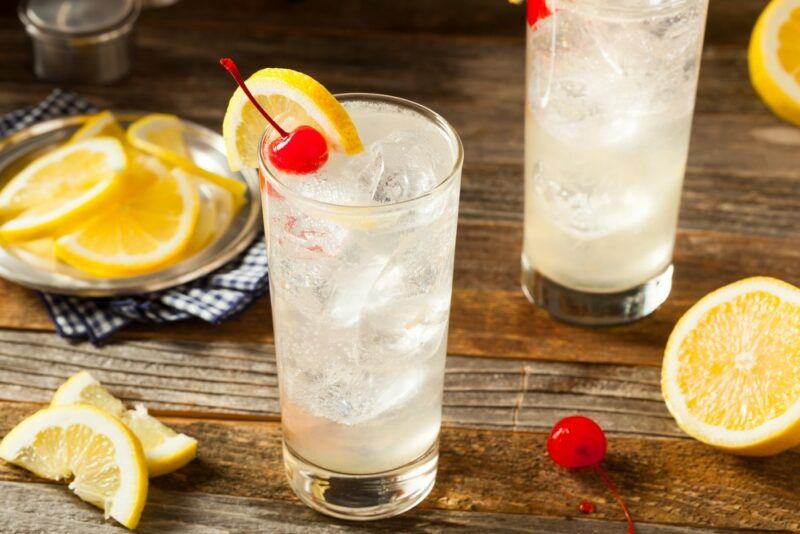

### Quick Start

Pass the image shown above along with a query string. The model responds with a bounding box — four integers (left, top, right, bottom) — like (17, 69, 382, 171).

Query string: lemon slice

(70, 111, 127, 143)
(0, 138, 126, 241)
(177, 169, 236, 258)
(54, 165, 199, 277)
(662, 277, 800, 456)
(127, 114, 247, 205)
(51, 371, 198, 478)
(0, 404, 148, 529)
(222, 67, 363, 172)
(749, 0, 800, 126)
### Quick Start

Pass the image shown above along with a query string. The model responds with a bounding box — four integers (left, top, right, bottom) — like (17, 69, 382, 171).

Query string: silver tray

(0, 112, 261, 297)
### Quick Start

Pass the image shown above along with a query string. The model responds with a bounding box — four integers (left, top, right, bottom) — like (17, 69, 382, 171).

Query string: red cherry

(220, 57, 329, 175)
(547, 416, 635, 533)
(267, 125, 329, 174)
(579, 501, 596, 514)
(547, 416, 607, 469)
(527, 0, 552, 27)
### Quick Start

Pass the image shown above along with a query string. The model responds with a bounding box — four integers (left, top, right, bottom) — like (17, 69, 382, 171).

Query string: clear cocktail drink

(522, 0, 709, 324)
(260, 94, 462, 519)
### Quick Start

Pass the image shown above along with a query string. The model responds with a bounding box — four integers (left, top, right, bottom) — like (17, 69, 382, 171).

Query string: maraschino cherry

(548, 416, 635, 533)
(220, 58, 328, 174)
(527, 0, 552, 27)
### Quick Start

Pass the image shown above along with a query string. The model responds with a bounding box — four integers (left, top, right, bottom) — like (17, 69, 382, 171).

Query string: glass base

(282, 441, 438, 521)
(521, 259, 673, 326)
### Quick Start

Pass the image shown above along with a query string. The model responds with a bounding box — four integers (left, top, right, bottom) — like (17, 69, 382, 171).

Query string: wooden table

(1, 0, 799, 532)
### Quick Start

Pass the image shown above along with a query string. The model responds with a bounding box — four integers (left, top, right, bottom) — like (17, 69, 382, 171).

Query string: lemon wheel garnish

(127, 114, 247, 206)
(662, 277, 800, 456)
(222, 67, 363, 172)
(749, 0, 800, 126)
(70, 111, 127, 143)
(52, 371, 198, 478)
(54, 164, 199, 277)
(0, 137, 126, 241)
(0, 404, 148, 529)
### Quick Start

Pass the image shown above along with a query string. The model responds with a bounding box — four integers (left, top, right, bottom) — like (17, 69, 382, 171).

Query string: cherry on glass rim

(527, 0, 552, 27)
(219, 57, 329, 174)
(547, 416, 635, 533)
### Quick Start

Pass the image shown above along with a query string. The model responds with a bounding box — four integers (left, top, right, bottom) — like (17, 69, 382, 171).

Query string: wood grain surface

(1, 402, 799, 532)
(1, 0, 799, 532)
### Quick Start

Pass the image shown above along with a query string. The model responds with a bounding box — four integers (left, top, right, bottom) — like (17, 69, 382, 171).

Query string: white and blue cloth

(0, 90, 269, 343)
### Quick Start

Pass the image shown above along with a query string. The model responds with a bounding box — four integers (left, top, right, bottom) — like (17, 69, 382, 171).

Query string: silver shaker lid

(20, 0, 137, 38)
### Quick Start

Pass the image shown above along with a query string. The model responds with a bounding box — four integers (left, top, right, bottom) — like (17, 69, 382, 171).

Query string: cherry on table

(220, 57, 329, 174)
(547, 415, 635, 534)
(547, 415, 607, 468)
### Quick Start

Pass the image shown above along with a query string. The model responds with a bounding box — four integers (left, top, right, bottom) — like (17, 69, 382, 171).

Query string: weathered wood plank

(0, 224, 797, 366)
(0, 329, 680, 437)
(0, 481, 751, 534)
(1, 402, 798, 531)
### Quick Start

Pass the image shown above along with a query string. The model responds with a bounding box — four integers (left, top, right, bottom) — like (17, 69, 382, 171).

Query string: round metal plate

(0, 112, 261, 297)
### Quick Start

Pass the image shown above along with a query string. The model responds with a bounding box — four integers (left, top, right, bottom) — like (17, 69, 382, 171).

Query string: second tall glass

(522, 0, 710, 324)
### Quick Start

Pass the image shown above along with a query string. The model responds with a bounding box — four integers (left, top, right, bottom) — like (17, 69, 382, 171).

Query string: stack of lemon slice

(0, 111, 246, 278)
(0, 371, 198, 529)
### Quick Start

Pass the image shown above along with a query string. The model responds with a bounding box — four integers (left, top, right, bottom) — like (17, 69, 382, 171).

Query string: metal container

(18, 0, 140, 84)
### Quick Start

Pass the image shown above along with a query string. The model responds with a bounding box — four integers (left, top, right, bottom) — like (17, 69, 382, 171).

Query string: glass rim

(546, 0, 705, 16)
(258, 92, 464, 212)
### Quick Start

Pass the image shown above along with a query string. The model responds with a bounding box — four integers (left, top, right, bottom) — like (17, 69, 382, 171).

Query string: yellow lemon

(749, 0, 800, 126)
(0, 404, 148, 529)
(52, 371, 198, 478)
(662, 277, 800, 456)
(222, 67, 362, 172)
(0, 137, 126, 241)
(54, 164, 199, 277)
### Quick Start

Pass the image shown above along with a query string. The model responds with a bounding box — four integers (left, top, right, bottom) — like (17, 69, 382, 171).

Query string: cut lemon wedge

(70, 111, 127, 143)
(127, 114, 247, 205)
(0, 404, 148, 529)
(52, 371, 198, 478)
(749, 0, 800, 126)
(222, 67, 363, 172)
(662, 277, 800, 456)
(0, 137, 126, 241)
(54, 165, 199, 277)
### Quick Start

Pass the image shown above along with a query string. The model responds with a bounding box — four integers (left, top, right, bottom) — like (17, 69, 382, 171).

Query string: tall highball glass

(522, 0, 710, 324)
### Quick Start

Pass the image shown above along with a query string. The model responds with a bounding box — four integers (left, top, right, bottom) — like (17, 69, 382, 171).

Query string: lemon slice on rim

(52, 371, 198, 478)
(222, 67, 363, 172)
(0, 137, 126, 241)
(662, 277, 800, 456)
(127, 114, 247, 205)
(54, 164, 199, 277)
(70, 111, 127, 143)
(0, 404, 148, 529)
(749, 0, 800, 126)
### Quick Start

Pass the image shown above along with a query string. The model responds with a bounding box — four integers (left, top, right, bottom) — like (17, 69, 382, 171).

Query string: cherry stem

(219, 58, 288, 138)
(593, 464, 635, 534)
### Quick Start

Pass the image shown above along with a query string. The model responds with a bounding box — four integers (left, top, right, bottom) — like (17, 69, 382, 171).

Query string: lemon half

(749, 0, 800, 126)
(662, 277, 800, 456)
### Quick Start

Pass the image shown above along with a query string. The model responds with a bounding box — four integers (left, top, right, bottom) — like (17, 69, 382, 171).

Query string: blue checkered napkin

(2, 90, 269, 344)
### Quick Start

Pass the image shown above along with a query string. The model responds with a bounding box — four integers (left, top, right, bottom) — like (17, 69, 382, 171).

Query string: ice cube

(371, 132, 441, 204)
